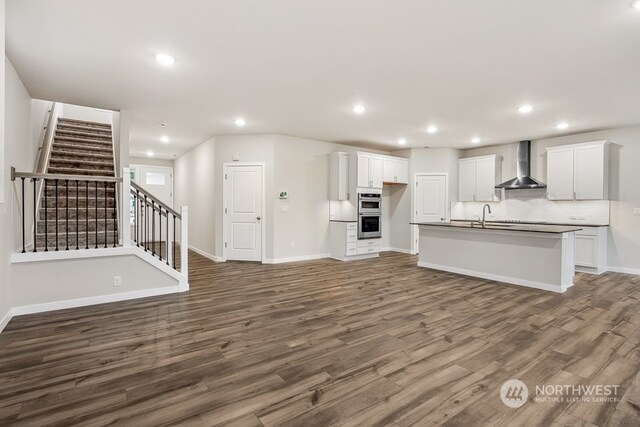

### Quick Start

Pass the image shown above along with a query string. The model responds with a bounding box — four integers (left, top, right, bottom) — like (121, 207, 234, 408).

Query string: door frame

(411, 173, 449, 255)
(222, 162, 266, 262)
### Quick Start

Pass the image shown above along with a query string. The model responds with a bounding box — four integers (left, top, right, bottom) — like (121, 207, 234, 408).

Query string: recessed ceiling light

(426, 126, 438, 134)
(235, 118, 246, 127)
(161, 136, 169, 143)
(155, 53, 176, 66)
(146, 150, 154, 157)
(518, 105, 533, 114)
(632, 0, 640, 10)
(471, 137, 480, 144)
(556, 122, 569, 130)
(353, 104, 366, 115)
(398, 138, 407, 145)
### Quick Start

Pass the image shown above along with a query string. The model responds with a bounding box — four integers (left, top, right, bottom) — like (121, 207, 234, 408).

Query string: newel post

(121, 167, 131, 247)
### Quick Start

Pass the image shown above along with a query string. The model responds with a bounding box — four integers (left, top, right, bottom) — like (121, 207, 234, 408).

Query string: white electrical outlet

(290, 242, 295, 249)
(281, 205, 289, 212)
(577, 215, 586, 220)
(113, 276, 122, 287)
(633, 208, 640, 216)
(569, 215, 577, 220)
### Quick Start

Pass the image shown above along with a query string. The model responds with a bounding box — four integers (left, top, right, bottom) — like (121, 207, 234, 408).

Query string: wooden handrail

(35, 102, 58, 174)
(130, 181, 181, 219)
(11, 167, 122, 183)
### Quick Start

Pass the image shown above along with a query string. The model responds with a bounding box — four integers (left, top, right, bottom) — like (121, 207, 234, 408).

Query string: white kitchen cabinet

(575, 226, 608, 274)
(546, 141, 608, 201)
(458, 155, 500, 202)
(547, 146, 575, 200)
(382, 157, 409, 184)
(352, 152, 383, 189)
(330, 152, 349, 201)
(329, 222, 379, 261)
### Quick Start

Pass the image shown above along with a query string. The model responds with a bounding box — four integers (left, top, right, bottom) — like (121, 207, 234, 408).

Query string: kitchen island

(414, 222, 582, 293)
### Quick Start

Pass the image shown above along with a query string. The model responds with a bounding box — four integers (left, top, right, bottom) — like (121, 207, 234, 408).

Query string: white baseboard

(382, 247, 413, 254)
(188, 245, 225, 263)
(262, 253, 330, 264)
(417, 261, 571, 294)
(607, 266, 640, 276)
(10, 286, 181, 317)
(0, 309, 13, 334)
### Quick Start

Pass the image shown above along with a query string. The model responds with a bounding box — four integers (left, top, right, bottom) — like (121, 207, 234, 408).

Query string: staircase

(37, 118, 118, 250)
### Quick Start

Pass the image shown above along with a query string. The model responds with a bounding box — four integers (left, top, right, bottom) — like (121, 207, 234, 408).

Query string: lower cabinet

(330, 222, 381, 261)
(575, 226, 607, 274)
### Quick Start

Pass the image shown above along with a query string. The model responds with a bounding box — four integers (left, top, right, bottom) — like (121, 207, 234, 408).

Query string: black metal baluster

(159, 206, 163, 260)
(135, 190, 139, 246)
(65, 180, 69, 250)
(33, 178, 37, 253)
(113, 183, 117, 248)
(21, 177, 26, 253)
(85, 181, 89, 249)
(104, 181, 108, 248)
(95, 181, 98, 249)
(144, 195, 148, 252)
(173, 215, 176, 268)
(55, 179, 59, 251)
(152, 201, 156, 257)
(44, 179, 48, 252)
(166, 209, 170, 265)
(75, 180, 79, 250)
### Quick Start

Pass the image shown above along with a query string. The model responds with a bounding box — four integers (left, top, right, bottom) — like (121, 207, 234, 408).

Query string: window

(145, 172, 165, 186)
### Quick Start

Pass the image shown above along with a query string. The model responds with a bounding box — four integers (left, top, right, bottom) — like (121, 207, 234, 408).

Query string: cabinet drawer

(346, 231, 358, 242)
(346, 243, 357, 256)
(357, 246, 380, 255)
(357, 239, 382, 248)
(346, 223, 357, 230)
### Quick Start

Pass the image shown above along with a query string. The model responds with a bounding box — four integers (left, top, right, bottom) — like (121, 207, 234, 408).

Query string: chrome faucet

(482, 204, 492, 228)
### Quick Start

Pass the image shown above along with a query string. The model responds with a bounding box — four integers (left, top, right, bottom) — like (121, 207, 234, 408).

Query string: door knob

(257, 216, 261, 221)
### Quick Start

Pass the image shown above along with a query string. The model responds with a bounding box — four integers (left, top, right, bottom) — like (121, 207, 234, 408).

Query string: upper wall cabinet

(546, 141, 609, 201)
(352, 152, 383, 189)
(458, 155, 500, 202)
(330, 152, 350, 201)
(382, 156, 409, 184)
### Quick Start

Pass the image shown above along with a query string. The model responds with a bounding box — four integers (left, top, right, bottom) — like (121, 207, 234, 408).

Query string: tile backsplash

(451, 189, 610, 225)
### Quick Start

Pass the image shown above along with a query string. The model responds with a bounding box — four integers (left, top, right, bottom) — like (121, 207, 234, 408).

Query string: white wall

(460, 127, 640, 273)
(174, 133, 398, 262)
(174, 137, 216, 257)
(10, 255, 179, 309)
(60, 103, 113, 124)
(2, 56, 44, 328)
(0, 0, 8, 326)
(130, 156, 174, 168)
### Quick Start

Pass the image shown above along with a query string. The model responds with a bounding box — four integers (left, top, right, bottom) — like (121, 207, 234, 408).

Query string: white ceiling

(6, 0, 640, 158)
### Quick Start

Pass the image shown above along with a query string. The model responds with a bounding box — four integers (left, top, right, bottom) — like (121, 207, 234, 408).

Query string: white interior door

(224, 165, 263, 261)
(414, 174, 448, 253)
(135, 166, 174, 206)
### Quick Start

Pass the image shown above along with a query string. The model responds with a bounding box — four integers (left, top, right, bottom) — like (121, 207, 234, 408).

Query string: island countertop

(411, 221, 582, 234)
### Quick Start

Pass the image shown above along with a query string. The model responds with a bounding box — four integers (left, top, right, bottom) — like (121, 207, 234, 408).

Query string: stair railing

(129, 181, 188, 277)
(11, 167, 122, 252)
(10, 167, 188, 280)
(32, 102, 61, 237)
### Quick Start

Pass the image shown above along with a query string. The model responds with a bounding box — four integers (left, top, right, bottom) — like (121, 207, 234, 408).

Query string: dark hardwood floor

(0, 251, 638, 426)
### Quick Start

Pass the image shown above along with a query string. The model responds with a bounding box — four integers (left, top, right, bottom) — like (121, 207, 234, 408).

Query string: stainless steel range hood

(495, 140, 547, 190)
